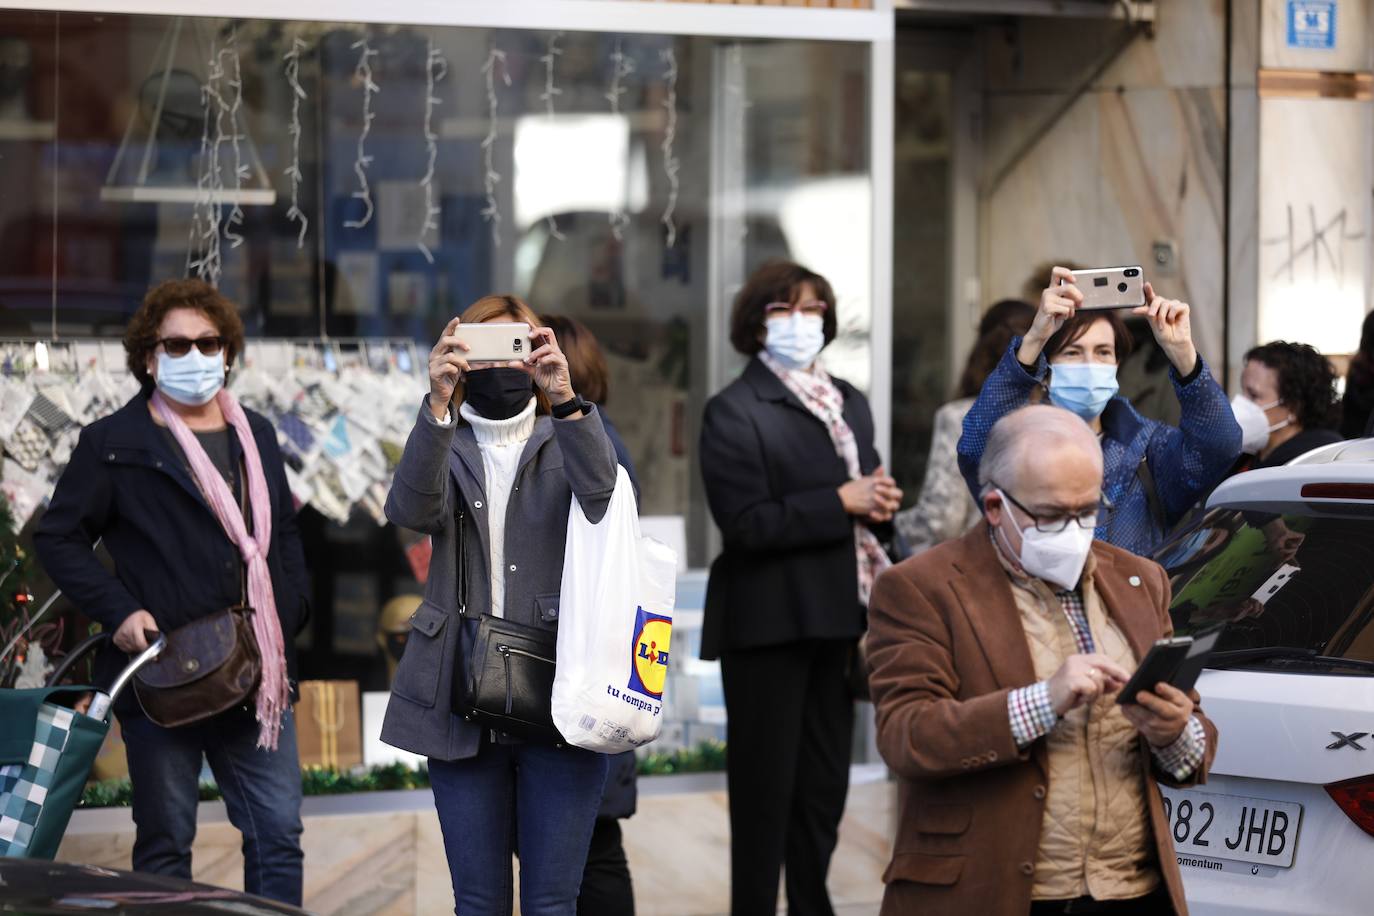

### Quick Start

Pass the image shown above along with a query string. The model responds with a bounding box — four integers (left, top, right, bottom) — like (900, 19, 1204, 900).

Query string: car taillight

(1325, 775, 1374, 837)
(1302, 483, 1374, 500)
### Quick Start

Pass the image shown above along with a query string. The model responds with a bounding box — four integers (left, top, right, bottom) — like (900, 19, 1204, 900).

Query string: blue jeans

(429, 742, 608, 915)
(121, 705, 304, 906)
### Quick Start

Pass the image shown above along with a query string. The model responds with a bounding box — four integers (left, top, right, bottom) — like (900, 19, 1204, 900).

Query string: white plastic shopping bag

(552, 466, 678, 752)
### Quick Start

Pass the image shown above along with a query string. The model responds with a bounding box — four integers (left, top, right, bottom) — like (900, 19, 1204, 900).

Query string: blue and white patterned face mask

(1048, 363, 1119, 421)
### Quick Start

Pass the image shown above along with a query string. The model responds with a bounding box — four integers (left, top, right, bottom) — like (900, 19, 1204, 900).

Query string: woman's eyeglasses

(764, 299, 828, 318)
(158, 336, 225, 357)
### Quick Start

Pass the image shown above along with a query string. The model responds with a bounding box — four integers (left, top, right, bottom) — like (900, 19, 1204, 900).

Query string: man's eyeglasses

(995, 484, 1111, 533)
(158, 335, 225, 357)
(764, 299, 828, 318)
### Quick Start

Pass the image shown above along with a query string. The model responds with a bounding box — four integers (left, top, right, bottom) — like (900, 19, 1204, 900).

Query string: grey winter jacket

(380, 398, 618, 760)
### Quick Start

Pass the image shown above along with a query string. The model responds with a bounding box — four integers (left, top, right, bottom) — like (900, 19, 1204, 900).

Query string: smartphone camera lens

(1124, 268, 1139, 278)
(1118, 282, 1129, 293)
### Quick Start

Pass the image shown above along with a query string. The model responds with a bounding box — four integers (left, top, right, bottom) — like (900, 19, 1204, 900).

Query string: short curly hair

(1244, 340, 1339, 431)
(124, 279, 245, 390)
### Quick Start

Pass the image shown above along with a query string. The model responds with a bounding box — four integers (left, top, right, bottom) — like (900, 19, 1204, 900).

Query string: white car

(1153, 440, 1374, 915)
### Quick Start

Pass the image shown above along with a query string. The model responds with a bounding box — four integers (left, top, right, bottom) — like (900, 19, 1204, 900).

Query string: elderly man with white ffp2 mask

(867, 404, 1219, 916)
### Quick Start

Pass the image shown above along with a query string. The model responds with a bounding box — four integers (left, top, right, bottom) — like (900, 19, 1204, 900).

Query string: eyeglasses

(158, 335, 225, 357)
(995, 484, 1111, 533)
(764, 299, 828, 318)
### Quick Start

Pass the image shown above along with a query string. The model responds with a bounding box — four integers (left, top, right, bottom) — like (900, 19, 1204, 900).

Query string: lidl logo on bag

(628, 607, 672, 700)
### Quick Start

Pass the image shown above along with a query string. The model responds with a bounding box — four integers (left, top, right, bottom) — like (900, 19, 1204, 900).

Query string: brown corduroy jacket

(866, 522, 1218, 916)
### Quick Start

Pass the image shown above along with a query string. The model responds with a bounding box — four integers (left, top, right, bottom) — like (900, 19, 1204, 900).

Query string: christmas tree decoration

(480, 47, 511, 247)
(417, 38, 447, 265)
(283, 38, 309, 250)
(344, 38, 380, 230)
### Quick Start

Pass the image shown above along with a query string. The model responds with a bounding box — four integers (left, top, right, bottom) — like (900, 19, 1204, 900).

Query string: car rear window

(1156, 508, 1374, 671)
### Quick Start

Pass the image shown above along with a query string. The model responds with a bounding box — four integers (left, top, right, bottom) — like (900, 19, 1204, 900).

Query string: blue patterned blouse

(956, 338, 1242, 556)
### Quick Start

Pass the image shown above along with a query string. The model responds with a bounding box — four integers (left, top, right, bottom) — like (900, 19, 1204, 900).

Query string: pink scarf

(152, 390, 289, 750)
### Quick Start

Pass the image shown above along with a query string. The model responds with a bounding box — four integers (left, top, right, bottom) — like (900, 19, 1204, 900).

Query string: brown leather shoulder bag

(133, 605, 261, 727)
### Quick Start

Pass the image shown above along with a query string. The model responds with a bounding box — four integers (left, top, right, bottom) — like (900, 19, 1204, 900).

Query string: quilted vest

(1011, 564, 1162, 902)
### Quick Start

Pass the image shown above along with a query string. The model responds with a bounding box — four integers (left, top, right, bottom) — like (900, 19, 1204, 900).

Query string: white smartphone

(453, 322, 532, 364)
(1062, 266, 1146, 310)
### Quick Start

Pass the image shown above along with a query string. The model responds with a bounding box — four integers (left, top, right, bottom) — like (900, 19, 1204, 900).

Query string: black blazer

(34, 393, 311, 716)
(699, 357, 884, 660)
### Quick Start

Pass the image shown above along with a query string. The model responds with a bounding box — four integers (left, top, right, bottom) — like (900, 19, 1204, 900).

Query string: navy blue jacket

(34, 393, 311, 716)
(957, 339, 1242, 556)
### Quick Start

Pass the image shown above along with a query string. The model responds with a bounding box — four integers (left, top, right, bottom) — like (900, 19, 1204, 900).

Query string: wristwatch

(551, 394, 591, 419)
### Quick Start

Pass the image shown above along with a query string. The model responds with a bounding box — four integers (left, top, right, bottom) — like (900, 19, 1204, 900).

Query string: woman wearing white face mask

(35, 279, 310, 904)
(1231, 341, 1341, 470)
(699, 260, 902, 916)
(957, 265, 1241, 557)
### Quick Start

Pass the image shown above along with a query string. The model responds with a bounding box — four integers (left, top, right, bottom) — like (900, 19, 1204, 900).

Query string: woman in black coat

(699, 261, 902, 916)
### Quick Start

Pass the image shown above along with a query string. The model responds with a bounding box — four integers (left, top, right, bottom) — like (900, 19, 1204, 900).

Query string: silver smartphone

(453, 322, 532, 364)
(1062, 266, 1146, 310)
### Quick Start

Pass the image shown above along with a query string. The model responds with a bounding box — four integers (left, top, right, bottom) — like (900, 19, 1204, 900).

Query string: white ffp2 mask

(995, 489, 1096, 591)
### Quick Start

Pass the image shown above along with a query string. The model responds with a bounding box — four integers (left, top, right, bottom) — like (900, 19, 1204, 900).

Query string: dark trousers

(577, 817, 635, 916)
(120, 705, 304, 906)
(720, 638, 854, 916)
(1029, 886, 1175, 915)
(429, 741, 608, 916)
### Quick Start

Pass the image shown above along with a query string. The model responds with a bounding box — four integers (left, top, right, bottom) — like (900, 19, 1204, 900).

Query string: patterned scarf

(152, 390, 289, 750)
(760, 352, 892, 604)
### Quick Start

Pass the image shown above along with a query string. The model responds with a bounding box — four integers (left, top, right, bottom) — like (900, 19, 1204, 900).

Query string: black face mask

(464, 368, 534, 420)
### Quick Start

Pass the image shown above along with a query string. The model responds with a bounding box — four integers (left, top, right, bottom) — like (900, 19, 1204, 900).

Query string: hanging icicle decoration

(539, 34, 565, 242)
(659, 47, 680, 249)
(283, 38, 309, 249)
(344, 38, 380, 230)
(188, 36, 228, 286)
(605, 39, 635, 241)
(480, 47, 510, 248)
(728, 42, 749, 245)
(185, 36, 215, 279)
(417, 38, 448, 265)
(223, 30, 249, 249)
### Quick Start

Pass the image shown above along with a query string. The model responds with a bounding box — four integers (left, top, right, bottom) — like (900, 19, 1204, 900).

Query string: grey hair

(976, 404, 1100, 496)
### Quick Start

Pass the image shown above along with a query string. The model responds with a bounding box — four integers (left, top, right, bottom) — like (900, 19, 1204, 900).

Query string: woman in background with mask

(957, 265, 1240, 556)
(35, 279, 310, 905)
(699, 260, 901, 916)
(381, 294, 618, 914)
(1231, 341, 1341, 470)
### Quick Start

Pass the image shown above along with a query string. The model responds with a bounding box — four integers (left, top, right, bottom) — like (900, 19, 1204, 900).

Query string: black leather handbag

(451, 504, 564, 744)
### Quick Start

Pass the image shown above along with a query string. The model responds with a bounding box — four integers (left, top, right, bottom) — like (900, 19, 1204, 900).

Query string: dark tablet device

(1117, 628, 1222, 705)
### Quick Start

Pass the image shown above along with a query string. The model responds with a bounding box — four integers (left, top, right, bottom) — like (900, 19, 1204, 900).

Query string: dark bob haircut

(1044, 309, 1135, 364)
(728, 260, 837, 357)
(1244, 340, 1339, 431)
(124, 278, 245, 390)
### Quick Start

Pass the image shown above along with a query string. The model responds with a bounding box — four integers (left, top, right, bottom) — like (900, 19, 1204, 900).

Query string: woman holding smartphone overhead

(380, 295, 618, 915)
(957, 265, 1240, 557)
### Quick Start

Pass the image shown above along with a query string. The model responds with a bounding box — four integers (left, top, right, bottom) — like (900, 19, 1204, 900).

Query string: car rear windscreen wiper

(1206, 646, 1374, 674)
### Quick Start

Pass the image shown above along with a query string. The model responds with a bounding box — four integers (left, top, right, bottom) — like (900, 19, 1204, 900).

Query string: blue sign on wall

(1287, 0, 1337, 50)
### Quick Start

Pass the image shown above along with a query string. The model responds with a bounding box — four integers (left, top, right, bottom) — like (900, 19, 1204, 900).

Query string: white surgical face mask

(764, 312, 825, 370)
(155, 348, 225, 406)
(1230, 394, 1283, 455)
(994, 489, 1096, 591)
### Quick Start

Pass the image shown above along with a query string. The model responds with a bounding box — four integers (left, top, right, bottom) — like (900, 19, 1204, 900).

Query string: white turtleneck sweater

(458, 397, 537, 619)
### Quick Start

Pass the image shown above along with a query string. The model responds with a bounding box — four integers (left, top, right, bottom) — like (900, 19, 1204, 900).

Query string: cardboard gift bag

(296, 680, 362, 771)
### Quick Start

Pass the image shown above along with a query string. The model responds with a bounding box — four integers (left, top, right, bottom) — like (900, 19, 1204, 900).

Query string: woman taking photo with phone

(380, 295, 618, 915)
(957, 265, 1240, 556)
(700, 260, 902, 916)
